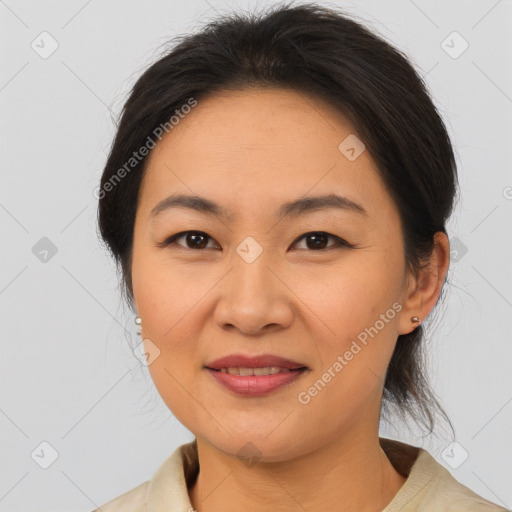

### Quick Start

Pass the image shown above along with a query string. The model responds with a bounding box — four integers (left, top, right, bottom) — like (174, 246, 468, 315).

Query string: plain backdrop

(1, 0, 511, 510)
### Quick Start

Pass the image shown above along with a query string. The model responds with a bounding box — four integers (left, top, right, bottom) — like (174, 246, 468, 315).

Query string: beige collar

(144, 437, 446, 511)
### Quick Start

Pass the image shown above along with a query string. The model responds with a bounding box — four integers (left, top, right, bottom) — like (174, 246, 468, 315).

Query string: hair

(97, 1, 458, 437)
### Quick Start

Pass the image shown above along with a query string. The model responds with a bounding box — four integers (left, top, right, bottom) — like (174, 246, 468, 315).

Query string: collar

(145, 437, 440, 511)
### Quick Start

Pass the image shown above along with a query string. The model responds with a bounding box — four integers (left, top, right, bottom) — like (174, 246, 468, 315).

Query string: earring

(411, 316, 420, 323)
(135, 315, 142, 335)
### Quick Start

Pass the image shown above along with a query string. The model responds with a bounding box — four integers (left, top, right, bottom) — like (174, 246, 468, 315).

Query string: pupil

(308, 233, 327, 250)
(189, 232, 207, 249)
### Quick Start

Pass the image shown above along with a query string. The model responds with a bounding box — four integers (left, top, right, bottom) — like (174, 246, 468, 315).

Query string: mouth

(204, 353, 309, 396)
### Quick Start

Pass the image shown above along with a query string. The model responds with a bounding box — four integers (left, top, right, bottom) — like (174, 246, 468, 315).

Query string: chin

(197, 426, 313, 464)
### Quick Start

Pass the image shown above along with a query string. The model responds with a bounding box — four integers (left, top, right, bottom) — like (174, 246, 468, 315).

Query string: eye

(290, 231, 353, 251)
(157, 230, 353, 251)
(156, 230, 219, 250)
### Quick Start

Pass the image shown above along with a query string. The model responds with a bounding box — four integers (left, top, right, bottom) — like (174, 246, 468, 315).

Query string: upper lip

(205, 353, 307, 370)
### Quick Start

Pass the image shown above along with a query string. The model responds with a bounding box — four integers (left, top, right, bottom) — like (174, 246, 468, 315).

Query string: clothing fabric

(92, 437, 508, 511)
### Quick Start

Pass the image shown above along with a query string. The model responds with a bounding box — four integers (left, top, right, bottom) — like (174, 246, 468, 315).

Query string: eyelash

(156, 230, 354, 252)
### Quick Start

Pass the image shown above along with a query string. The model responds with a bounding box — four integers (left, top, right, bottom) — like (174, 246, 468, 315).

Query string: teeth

(219, 366, 292, 376)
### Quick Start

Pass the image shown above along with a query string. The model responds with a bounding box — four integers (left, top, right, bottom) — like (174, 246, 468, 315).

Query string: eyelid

(157, 230, 354, 251)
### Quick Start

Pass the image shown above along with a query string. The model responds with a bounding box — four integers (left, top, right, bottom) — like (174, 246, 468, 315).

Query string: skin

(131, 87, 450, 512)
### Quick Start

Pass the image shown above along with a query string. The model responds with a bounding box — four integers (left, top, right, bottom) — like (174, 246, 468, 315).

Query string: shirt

(92, 437, 509, 511)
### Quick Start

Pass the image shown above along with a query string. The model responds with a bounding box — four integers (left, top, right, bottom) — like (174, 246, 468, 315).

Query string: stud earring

(411, 316, 420, 323)
(135, 315, 142, 335)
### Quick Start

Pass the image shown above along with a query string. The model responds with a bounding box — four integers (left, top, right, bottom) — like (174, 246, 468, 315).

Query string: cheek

(131, 249, 196, 391)
(292, 255, 402, 404)
(132, 246, 189, 334)
(131, 248, 223, 372)
(294, 254, 401, 339)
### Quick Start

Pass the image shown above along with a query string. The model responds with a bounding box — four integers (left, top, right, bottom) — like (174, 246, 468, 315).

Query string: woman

(93, 2, 507, 511)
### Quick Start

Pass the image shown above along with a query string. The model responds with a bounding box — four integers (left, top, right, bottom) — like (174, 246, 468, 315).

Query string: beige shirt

(93, 437, 508, 511)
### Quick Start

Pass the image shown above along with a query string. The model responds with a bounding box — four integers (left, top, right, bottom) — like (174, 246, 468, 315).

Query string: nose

(213, 254, 294, 336)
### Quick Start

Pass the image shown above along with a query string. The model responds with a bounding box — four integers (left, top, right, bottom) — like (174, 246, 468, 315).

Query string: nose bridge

(229, 243, 278, 307)
(214, 241, 293, 334)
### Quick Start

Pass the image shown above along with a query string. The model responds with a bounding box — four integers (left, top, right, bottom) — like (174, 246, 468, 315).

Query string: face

(131, 87, 419, 461)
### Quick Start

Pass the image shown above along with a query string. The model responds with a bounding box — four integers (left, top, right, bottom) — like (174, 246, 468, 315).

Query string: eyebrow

(149, 193, 368, 221)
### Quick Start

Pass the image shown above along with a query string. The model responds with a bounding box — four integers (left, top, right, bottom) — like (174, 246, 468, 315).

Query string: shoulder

(421, 461, 508, 511)
(88, 440, 198, 512)
(89, 480, 150, 512)
(389, 447, 508, 511)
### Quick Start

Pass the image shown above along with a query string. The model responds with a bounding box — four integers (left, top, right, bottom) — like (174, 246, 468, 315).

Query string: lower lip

(206, 368, 307, 396)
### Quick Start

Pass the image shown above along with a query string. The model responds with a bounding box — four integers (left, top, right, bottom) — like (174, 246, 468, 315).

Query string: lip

(206, 367, 308, 396)
(205, 353, 307, 370)
(204, 353, 309, 396)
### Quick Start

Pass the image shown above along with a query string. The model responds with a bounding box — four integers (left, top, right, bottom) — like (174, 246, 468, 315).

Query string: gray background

(1, 0, 511, 510)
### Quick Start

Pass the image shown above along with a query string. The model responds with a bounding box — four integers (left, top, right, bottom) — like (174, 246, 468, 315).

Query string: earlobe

(398, 232, 450, 335)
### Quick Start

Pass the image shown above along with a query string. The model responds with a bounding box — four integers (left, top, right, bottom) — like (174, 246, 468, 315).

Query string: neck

(189, 430, 407, 512)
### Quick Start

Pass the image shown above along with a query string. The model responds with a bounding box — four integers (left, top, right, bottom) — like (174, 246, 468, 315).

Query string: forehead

(139, 87, 392, 222)
(154, 87, 356, 155)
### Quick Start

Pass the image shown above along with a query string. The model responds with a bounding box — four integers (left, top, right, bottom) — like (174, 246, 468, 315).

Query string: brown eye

(157, 230, 352, 252)
(291, 232, 352, 251)
(185, 232, 208, 249)
(157, 231, 219, 250)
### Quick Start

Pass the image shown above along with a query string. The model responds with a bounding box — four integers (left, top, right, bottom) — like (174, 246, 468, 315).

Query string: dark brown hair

(97, 1, 458, 437)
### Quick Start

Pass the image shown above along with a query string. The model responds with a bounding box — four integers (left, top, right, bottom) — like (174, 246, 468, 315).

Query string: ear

(398, 231, 450, 336)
